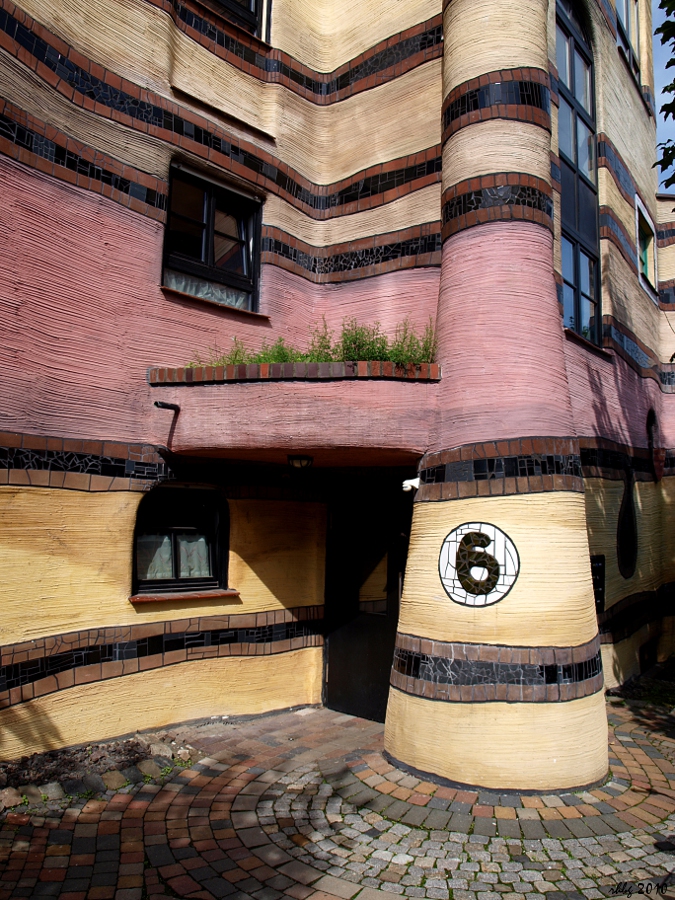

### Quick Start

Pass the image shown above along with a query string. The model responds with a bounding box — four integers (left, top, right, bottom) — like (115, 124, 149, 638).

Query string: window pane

(168, 216, 206, 261)
(578, 178, 598, 245)
(559, 98, 575, 162)
(631, 0, 639, 56)
(214, 234, 247, 274)
(171, 179, 206, 223)
(577, 118, 594, 180)
(137, 534, 173, 580)
(639, 223, 652, 279)
(574, 51, 592, 113)
(580, 251, 595, 299)
(616, 0, 627, 29)
(580, 296, 596, 340)
(214, 210, 241, 239)
(557, 26, 571, 89)
(563, 283, 576, 331)
(562, 236, 575, 284)
(177, 534, 211, 578)
(561, 161, 576, 230)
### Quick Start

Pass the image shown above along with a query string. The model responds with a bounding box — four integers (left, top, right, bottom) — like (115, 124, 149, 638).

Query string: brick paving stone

(4, 703, 675, 899)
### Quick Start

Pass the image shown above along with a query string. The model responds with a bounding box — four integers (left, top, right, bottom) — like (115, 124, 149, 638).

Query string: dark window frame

(133, 486, 230, 595)
(163, 167, 261, 312)
(557, 1, 601, 345)
(635, 196, 657, 297)
(209, 0, 262, 36)
(616, 0, 640, 82)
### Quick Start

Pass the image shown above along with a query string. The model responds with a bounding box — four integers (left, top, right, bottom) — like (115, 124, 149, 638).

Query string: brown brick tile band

(0, 606, 324, 709)
(442, 68, 551, 145)
(150, 361, 442, 385)
(441, 174, 553, 240)
(391, 633, 603, 703)
(0, 431, 166, 492)
(416, 435, 675, 500)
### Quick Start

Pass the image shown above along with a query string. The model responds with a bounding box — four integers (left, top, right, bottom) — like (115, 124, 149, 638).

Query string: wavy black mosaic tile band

(420, 453, 582, 485)
(0, 7, 442, 213)
(443, 186, 553, 223)
(443, 80, 550, 131)
(0, 112, 166, 210)
(0, 620, 322, 695)
(579, 447, 653, 474)
(262, 232, 442, 275)
(392, 647, 602, 689)
(176, 1, 443, 96)
(0, 446, 166, 481)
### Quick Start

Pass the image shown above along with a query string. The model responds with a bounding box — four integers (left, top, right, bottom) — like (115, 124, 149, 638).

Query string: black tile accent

(597, 140, 635, 198)
(659, 285, 675, 303)
(392, 647, 602, 688)
(0, 112, 166, 210)
(0, 8, 442, 212)
(0, 446, 166, 481)
(262, 231, 442, 274)
(579, 447, 651, 474)
(443, 80, 550, 132)
(590, 555, 606, 612)
(0, 620, 322, 693)
(177, 1, 443, 96)
(419, 453, 581, 485)
(443, 185, 552, 223)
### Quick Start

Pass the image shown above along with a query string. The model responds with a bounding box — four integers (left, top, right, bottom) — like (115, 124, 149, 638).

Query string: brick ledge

(148, 361, 441, 384)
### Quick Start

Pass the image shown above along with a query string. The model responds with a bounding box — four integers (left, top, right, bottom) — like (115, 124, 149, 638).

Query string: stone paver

(2, 700, 675, 899)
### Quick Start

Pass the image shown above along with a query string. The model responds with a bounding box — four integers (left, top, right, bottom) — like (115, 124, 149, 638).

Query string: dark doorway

(323, 469, 415, 722)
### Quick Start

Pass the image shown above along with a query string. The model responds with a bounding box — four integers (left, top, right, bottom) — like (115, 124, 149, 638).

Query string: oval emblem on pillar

(438, 522, 520, 607)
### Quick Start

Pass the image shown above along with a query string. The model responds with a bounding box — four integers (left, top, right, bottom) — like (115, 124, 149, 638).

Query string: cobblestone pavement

(3, 699, 675, 900)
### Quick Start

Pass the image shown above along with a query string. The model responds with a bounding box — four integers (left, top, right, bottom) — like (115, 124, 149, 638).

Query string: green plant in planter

(187, 316, 437, 367)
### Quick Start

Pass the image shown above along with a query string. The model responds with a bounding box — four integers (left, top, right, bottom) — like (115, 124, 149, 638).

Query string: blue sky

(653, 0, 675, 183)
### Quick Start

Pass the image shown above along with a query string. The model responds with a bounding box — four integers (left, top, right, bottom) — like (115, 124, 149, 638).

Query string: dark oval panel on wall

(617, 467, 637, 580)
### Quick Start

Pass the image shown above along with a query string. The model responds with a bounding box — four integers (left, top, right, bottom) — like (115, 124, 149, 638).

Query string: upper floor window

(214, 0, 263, 36)
(134, 487, 229, 595)
(616, 0, 640, 80)
(635, 196, 657, 297)
(557, 1, 600, 343)
(163, 168, 260, 312)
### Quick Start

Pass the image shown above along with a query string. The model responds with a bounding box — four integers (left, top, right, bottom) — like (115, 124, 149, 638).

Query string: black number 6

(456, 532, 500, 595)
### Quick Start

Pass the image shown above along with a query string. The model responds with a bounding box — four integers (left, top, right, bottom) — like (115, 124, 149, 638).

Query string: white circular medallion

(438, 522, 520, 607)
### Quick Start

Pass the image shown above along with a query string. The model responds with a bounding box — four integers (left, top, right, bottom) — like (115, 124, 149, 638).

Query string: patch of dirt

(0, 738, 148, 789)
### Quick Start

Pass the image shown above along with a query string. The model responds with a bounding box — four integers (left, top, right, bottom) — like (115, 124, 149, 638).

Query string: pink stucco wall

(2, 157, 673, 457)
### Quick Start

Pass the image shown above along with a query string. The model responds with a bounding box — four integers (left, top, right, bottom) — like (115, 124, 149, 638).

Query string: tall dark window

(616, 0, 640, 80)
(163, 168, 260, 312)
(134, 488, 229, 595)
(557, 0, 600, 343)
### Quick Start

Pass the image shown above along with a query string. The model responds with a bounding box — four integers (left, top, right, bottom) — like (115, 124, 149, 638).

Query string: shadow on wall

(0, 703, 64, 758)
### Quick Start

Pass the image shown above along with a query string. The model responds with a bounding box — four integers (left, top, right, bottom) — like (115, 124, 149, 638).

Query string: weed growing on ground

(187, 317, 437, 367)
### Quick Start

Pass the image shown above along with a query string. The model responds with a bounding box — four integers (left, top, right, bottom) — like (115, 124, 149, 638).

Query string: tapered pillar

(384, 0, 607, 790)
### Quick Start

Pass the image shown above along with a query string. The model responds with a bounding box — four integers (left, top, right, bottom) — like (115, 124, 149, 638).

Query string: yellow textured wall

(262, 185, 441, 247)
(442, 120, 551, 190)
(584, 477, 675, 608)
(0, 648, 322, 759)
(399, 493, 597, 646)
(228, 499, 326, 612)
(443, 0, 548, 95)
(384, 687, 608, 790)
(601, 619, 675, 689)
(271, 0, 440, 72)
(0, 487, 326, 644)
(15, 0, 441, 184)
